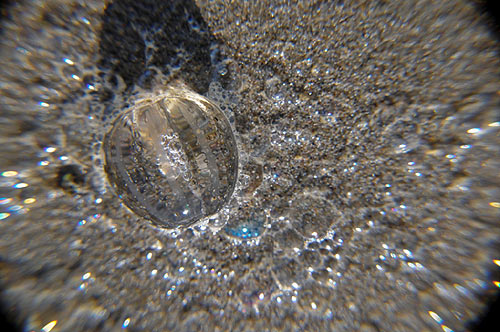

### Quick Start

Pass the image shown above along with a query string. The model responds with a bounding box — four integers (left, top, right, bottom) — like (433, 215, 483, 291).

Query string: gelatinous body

(104, 85, 238, 227)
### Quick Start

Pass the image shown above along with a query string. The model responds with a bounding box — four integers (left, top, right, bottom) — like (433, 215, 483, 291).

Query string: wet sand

(0, 0, 499, 331)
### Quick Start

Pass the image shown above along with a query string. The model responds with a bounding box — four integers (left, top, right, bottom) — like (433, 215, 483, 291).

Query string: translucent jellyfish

(104, 85, 238, 228)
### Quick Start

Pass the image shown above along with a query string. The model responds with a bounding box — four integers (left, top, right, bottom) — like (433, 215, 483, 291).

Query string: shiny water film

(0, 1, 499, 331)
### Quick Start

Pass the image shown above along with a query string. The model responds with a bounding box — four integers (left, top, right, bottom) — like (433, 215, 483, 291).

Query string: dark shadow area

(468, 240, 500, 331)
(485, 0, 500, 27)
(0, 0, 14, 14)
(98, 0, 215, 94)
(0, 314, 20, 332)
(478, 0, 500, 40)
(0, 286, 21, 332)
(471, 292, 500, 332)
(469, 258, 500, 332)
(0, 0, 14, 35)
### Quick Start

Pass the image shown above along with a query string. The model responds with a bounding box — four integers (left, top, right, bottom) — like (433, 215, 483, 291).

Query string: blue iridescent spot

(224, 213, 265, 239)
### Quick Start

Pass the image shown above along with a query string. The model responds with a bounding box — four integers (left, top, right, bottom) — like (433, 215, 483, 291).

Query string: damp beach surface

(0, 0, 499, 331)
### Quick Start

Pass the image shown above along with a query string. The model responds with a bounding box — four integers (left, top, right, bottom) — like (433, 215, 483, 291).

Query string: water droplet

(104, 85, 238, 228)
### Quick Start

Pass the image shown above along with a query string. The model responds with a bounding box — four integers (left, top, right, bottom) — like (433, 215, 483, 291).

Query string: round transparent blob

(104, 86, 238, 228)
